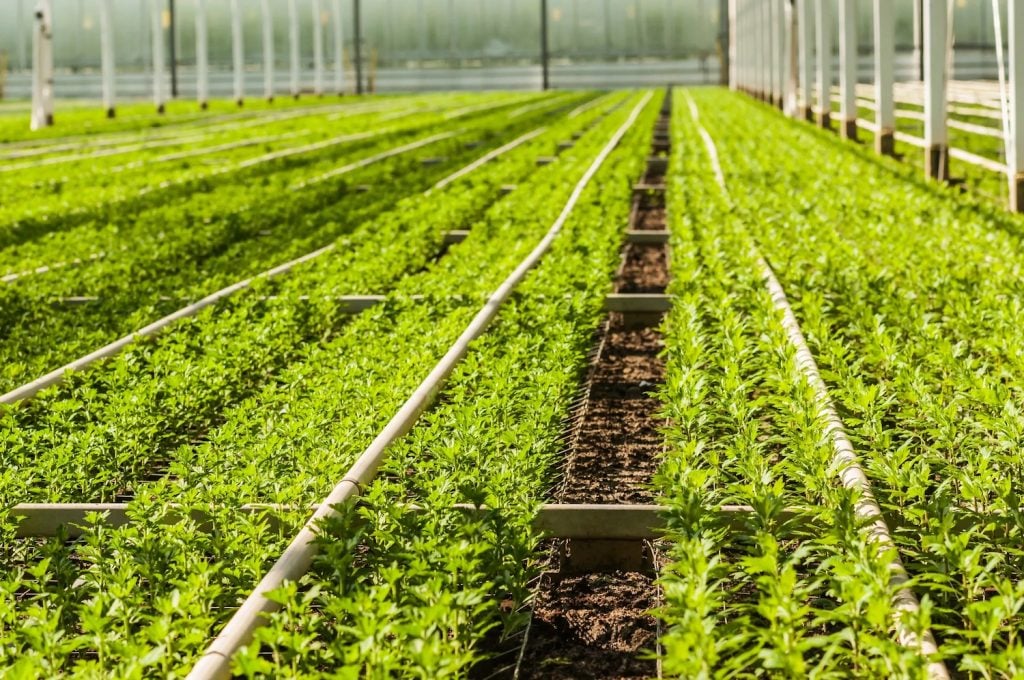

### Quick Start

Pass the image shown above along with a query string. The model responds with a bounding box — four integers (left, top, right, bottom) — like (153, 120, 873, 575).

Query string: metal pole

(540, 0, 550, 90)
(873, 0, 894, 154)
(839, 0, 857, 139)
(312, 0, 324, 95)
(289, 0, 300, 98)
(1008, 0, 1024, 210)
(231, 0, 244, 106)
(354, 0, 363, 94)
(99, 0, 116, 118)
(261, 0, 275, 101)
(333, 0, 345, 95)
(913, 0, 923, 81)
(30, 0, 54, 129)
(815, 0, 831, 128)
(797, 0, 813, 120)
(768, 0, 778, 105)
(169, 0, 178, 98)
(196, 0, 208, 109)
(150, 0, 166, 114)
(924, 0, 948, 180)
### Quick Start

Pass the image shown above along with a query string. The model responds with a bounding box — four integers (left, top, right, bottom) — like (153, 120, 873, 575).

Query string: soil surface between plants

(510, 109, 671, 679)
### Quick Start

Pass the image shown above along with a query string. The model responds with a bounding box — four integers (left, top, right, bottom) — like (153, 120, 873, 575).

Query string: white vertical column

(261, 0, 275, 101)
(924, 0, 948, 179)
(98, 0, 116, 118)
(815, 0, 831, 128)
(312, 0, 324, 95)
(1008, 0, 1024, 210)
(838, 0, 857, 139)
(196, 0, 209, 109)
(760, 0, 769, 100)
(231, 0, 244, 106)
(797, 0, 813, 120)
(873, 0, 894, 154)
(770, 0, 774, 103)
(31, 0, 55, 130)
(150, 0, 166, 114)
(289, 0, 301, 98)
(778, 0, 788, 111)
(333, 0, 345, 94)
(912, 0, 923, 80)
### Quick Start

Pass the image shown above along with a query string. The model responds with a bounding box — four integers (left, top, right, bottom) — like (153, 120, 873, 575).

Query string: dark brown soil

(516, 572, 659, 680)
(510, 109, 671, 678)
(617, 245, 669, 294)
(557, 316, 664, 504)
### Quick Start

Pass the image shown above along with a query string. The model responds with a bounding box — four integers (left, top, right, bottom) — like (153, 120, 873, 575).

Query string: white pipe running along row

(185, 90, 654, 680)
(0, 120, 564, 402)
(682, 91, 950, 680)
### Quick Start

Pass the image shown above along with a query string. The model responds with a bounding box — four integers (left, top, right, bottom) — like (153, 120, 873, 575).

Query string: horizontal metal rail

(185, 91, 654, 680)
(857, 119, 1009, 174)
(2, 501, 783, 540)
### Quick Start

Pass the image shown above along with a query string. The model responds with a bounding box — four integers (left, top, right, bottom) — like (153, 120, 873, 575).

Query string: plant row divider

(184, 90, 655, 680)
(683, 90, 951, 680)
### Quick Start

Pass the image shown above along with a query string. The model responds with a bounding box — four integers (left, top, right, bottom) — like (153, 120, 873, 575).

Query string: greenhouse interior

(4, 0, 1024, 678)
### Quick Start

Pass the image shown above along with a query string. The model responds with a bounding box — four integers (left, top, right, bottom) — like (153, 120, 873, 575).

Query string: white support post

(98, 0, 116, 118)
(769, 0, 776, 102)
(30, 0, 55, 130)
(760, 0, 769, 100)
(815, 0, 831, 128)
(150, 0, 166, 114)
(797, 0, 813, 120)
(778, 0, 789, 112)
(231, 0, 245, 106)
(729, 0, 737, 89)
(924, 0, 948, 180)
(1009, 0, 1024, 210)
(196, 0, 209, 109)
(312, 0, 324, 96)
(289, 0, 301, 98)
(261, 0, 275, 101)
(873, 0, 894, 154)
(839, 0, 857, 140)
(333, 0, 345, 95)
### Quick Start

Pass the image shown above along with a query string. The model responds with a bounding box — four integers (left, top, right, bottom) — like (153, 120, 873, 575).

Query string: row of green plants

(654, 90, 938, 677)
(0, 94, 411, 144)
(0, 89, 625, 506)
(0, 92, 541, 248)
(0, 92, 601, 393)
(0, 91, 653, 677)
(689, 86, 1024, 676)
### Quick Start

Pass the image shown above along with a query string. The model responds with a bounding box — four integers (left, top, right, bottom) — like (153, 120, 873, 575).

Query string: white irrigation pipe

(684, 91, 949, 680)
(427, 127, 546, 193)
(293, 131, 458, 188)
(111, 131, 312, 172)
(1, 251, 110, 284)
(1, 121, 535, 395)
(0, 245, 334, 407)
(568, 92, 619, 119)
(0, 100, 406, 159)
(185, 91, 654, 680)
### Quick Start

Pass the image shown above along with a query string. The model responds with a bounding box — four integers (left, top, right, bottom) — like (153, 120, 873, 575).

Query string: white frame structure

(289, 0, 301, 98)
(838, 0, 857, 140)
(312, 0, 325, 96)
(196, 0, 209, 109)
(150, 0, 166, 114)
(231, 0, 245, 106)
(923, 0, 949, 180)
(815, 0, 831, 128)
(333, 0, 345, 95)
(31, 0, 55, 130)
(873, 0, 894, 154)
(261, 0, 275, 102)
(98, 0, 116, 118)
(1009, 2, 1024, 210)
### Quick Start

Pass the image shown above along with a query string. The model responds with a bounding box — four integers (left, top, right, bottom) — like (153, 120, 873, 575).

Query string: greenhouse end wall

(0, 0, 727, 97)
